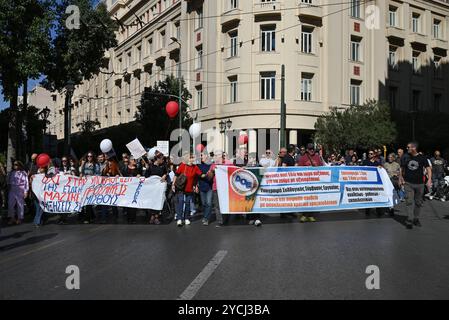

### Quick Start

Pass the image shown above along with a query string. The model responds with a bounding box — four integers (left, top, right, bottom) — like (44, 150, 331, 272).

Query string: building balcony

(154, 48, 168, 63)
(114, 74, 122, 86)
(386, 26, 406, 40)
(221, 8, 241, 26)
(410, 33, 428, 46)
(167, 40, 180, 55)
(253, 1, 282, 18)
(131, 61, 142, 76)
(431, 38, 448, 50)
(142, 56, 155, 72)
(297, 1, 322, 19)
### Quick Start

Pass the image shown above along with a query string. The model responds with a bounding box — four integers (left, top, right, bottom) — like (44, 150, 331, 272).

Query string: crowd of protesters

(0, 140, 448, 231)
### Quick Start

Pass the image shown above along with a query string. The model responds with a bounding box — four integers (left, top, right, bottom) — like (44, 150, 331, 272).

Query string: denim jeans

(33, 200, 43, 225)
(176, 192, 193, 221)
(200, 190, 213, 221)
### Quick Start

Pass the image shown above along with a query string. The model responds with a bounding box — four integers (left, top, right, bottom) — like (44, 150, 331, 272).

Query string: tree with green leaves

(43, 0, 117, 91)
(135, 75, 193, 146)
(0, 0, 53, 169)
(77, 119, 101, 134)
(314, 100, 397, 154)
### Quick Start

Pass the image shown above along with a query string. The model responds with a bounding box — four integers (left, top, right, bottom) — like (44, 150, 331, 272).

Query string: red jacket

(176, 163, 202, 193)
(298, 153, 324, 167)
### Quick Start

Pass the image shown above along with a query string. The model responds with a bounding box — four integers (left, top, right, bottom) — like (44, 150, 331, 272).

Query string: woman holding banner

(79, 152, 100, 224)
(122, 156, 141, 224)
(145, 153, 168, 225)
(172, 153, 205, 227)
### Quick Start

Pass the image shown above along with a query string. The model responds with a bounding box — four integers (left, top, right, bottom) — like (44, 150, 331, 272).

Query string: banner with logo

(216, 166, 395, 214)
(31, 174, 167, 214)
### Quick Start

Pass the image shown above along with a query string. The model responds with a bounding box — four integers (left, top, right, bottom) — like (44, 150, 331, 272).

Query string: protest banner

(31, 174, 167, 214)
(215, 166, 395, 214)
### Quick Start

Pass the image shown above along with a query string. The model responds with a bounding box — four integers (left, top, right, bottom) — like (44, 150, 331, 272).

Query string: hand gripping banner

(216, 166, 395, 214)
(31, 174, 167, 214)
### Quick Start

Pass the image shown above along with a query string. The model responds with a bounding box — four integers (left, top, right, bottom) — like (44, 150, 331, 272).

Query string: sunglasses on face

(87, 155, 93, 158)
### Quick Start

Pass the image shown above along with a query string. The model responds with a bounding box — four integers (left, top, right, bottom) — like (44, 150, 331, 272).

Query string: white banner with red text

(31, 174, 167, 213)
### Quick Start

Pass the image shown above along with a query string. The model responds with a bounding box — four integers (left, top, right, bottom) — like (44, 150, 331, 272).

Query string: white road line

(0, 239, 65, 264)
(178, 250, 228, 300)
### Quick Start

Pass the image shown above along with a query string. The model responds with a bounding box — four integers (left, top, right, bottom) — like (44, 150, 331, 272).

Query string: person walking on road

(172, 153, 204, 227)
(198, 153, 213, 226)
(400, 142, 432, 230)
(7, 161, 29, 225)
(297, 143, 324, 223)
(429, 150, 447, 199)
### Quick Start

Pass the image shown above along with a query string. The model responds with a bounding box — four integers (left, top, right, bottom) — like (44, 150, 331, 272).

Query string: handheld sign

(157, 141, 170, 156)
(126, 138, 147, 159)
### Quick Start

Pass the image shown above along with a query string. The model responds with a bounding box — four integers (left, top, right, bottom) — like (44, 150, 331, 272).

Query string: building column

(289, 130, 298, 146)
(248, 129, 257, 154)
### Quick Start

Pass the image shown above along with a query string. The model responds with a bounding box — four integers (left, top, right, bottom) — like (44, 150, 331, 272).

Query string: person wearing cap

(297, 143, 325, 223)
(6, 161, 29, 225)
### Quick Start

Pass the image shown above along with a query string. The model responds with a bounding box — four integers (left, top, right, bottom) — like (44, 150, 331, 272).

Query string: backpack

(174, 165, 188, 191)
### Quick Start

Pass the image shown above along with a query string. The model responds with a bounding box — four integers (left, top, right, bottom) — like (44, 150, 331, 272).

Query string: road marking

(0, 239, 65, 264)
(178, 250, 228, 300)
(89, 225, 110, 233)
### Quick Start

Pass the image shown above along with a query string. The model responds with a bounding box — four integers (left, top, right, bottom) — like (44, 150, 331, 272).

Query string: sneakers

(185, 219, 191, 226)
(405, 219, 413, 229)
(202, 219, 209, 226)
(413, 219, 422, 227)
(177, 219, 183, 227)
(255, 219, 262, 227)
(248, 220, 255, 225)
(299, 215, 307, 223)
(307, 216, 316, 223)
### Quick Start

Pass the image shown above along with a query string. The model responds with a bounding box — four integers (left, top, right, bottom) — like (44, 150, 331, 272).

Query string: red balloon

(196, 144, 205, 153)
(166, 101, 179, 119)
(36, 153, 50, 168)
(238, 134, 248, 145)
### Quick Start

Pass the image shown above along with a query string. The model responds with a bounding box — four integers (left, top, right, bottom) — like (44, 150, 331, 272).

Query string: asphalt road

(1, 200, 449, 300)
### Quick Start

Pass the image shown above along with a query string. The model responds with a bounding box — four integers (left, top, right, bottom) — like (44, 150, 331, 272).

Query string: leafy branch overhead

(43, 0, 118, 91)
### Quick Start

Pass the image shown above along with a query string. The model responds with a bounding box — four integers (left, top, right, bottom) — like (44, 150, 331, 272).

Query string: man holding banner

(297, 143, 325, 223)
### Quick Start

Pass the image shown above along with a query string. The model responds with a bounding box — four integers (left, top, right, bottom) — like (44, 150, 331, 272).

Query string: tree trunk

(21, 79, 28, 161)
(6, 87, 18, 172)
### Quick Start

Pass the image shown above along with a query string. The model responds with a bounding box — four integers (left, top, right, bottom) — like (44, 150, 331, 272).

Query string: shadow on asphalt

(0, 233, 58, 252)
(0, 231, 32, 242)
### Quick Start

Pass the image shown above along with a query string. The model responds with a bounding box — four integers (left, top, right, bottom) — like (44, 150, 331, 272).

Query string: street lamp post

(39, 106, 51, 154)
(409, 110, 417, 141)
(64, 80, 75, 156)
(171, 37, 182, 142)
(219, 119, 232, 154)
(39, 106, 51, 135)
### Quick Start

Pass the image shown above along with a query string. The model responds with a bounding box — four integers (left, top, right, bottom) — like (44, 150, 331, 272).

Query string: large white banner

(216, 166, 395, 214)
(32, 174, 167, 214)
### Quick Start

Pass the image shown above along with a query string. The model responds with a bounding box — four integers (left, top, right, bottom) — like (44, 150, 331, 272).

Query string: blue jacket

(198, 163, 213, 192)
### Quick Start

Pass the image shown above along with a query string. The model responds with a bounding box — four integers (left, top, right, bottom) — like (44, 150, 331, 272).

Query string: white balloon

(147, 146, 159, 160)
(100, 139, 113, 153)
(189, 122, 202, 138)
